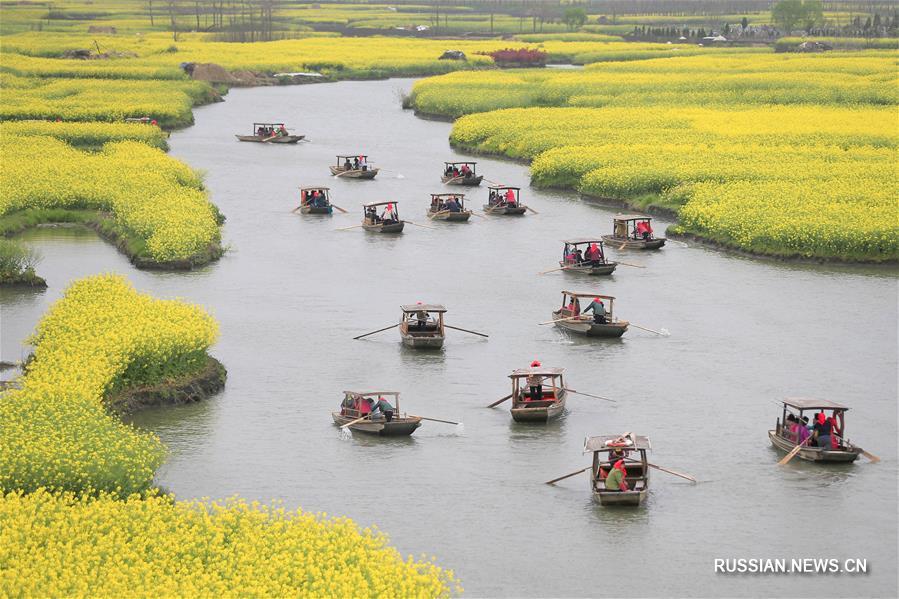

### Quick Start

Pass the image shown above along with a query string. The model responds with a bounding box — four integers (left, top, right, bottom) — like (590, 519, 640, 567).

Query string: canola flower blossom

(0, 489, 459, 597)
(410, 52, 898, 261)
(0, 120, 169, 149)
(0, 274, 218, 494)
(0, 275, 457, 596)
(0, 134, 220, 263)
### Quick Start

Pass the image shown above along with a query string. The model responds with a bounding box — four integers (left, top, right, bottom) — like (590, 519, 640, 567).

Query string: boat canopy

(782, 397, 849, 411)
(300, 186, 330, 192)
(585, 434, 651, 452)
(344, 391, 400, 398)
(488, 185, 520, 192)
(253, 122, 285, 127)
(561, 291, 615, 300)
(509, 367, 565, 378)
(431, 193, 465, 199)
(363, 201, 399, 208)
(563, 239, 605, 246)
(612, 214, 652, 222)
(401, 304, 447, 313)
(337, 154, 368, 160)
(444, 161, 476, 166)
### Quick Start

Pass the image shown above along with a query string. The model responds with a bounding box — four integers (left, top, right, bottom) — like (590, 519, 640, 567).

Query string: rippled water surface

(2, 79, 897, 597)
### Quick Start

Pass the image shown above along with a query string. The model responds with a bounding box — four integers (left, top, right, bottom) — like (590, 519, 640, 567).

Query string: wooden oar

(443, 175, 465, 184)
(470, 211, 486, 219)
(405, 220, 436, 230)
(330, 204, 348, 214)
(778, 435, 813, 465)
(410, 415, 460, 425)
(340, 414, 371, 430)
(619, 242, 627, 251)
(445, 324, 488, 338)
(860, 448, 881, 463)
(487, 394, 512, 408)
(538, 316, 583, 326)
(629, 323, 668, 336)
(334, 169, 362, 177)
(353, 323, 398, 340)
(562, 387, 616, 403)
(545, 466, 590, 485)
(291, 206, 302, 213)
(260, 134, 280, 143)
(525, 206, 539, 215)
(614, 260, 646, 268)
(538, 265, 576, 275)
(648, 462, 697, 483)
(336, 224, 363, 231)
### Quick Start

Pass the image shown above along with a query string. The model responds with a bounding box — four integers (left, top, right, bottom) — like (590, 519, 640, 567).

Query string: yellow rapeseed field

(0, 274, 217, 493)
(1, 134, 220, 262)
(0, 490, 458, 597)
(0, 274, 456, 596)
(0, 119, 169, 148)
(412, 52, 898, 261)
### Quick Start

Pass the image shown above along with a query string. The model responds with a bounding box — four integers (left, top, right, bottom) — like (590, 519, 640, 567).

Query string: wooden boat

(483, 185, 527, 215)
(509, 366, 567, 423)
(768, 398, 863, 463)
(361, 201, 404, 233)
(428, 194, 471, 222)
(297, 186, 333, 215)
(559, 239, 618, 276)
(601, 214, 666, 249)
(330, 154, 379, 179)
(587, 433, 650, 506)
(551, 291, 628, 338)
(332, 391, 421, 436)
(236, 122, 304, 144)
(399, 304, 446, 349)
(441, 161, 483, 186)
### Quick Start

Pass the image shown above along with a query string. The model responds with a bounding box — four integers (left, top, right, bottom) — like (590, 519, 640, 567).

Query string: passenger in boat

(444, 165, 453, 176)
(452, 167, 460, 177)
(358, 397, 373, 418)
(359, 156, 368, 171)
(606, 446, 629, 467)
(447, 197, 462, 212)
(279, 124, 288, 136)
(344, 157, 353, 170)
(585, 242, 604, 265)
(460, 164, 471, 176)
(575, 248, 584, 264)
(565, 297, 580, 316)
(504, 188, 516, 206)
(636, 220, 652, 240)
(526, 360, 543, 402)
(583, 297, 607, 324)
(813, 412, 832, 448)
(380, 203, 394, 223)
(366, 206, 380, 223)
(604, 460, 629, 492)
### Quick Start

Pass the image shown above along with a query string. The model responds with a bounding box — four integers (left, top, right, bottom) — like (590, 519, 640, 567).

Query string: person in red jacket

(635, 220, 652, 240)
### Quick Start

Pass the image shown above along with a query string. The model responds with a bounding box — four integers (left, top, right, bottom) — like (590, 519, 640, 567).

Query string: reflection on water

(2, 79, 896, 598)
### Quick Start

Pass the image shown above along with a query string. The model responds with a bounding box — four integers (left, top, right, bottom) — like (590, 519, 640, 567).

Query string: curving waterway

(2, 79, 897, 597)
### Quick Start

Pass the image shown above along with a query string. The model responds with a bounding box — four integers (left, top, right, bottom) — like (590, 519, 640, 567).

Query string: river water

(2, 79, 897, 597)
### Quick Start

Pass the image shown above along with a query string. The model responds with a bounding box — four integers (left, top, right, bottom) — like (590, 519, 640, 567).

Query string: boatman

(504, 188, 516, 206)
(635, 220, 652, 240)
(371, 396, 395, 422)
(605, 460, 629, 492)
(527, 360, 544, 402)
(583, 297, 607, 324)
